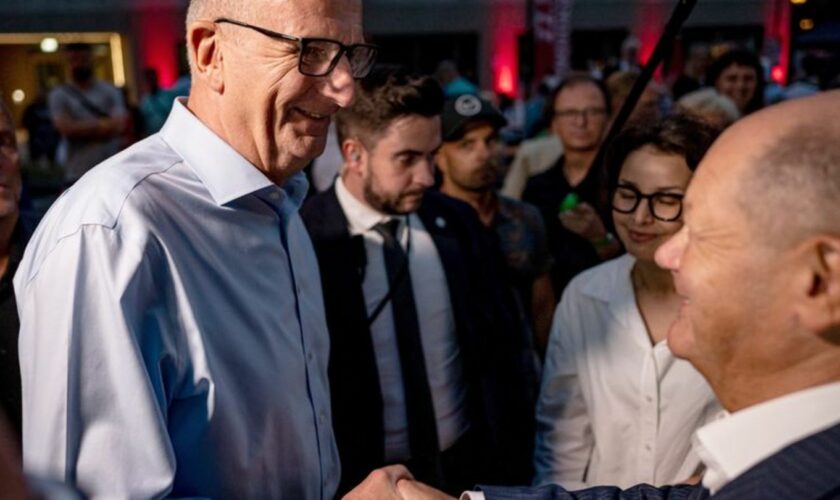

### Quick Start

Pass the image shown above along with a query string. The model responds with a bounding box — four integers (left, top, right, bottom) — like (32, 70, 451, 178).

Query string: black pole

(592, 0, 700, 173)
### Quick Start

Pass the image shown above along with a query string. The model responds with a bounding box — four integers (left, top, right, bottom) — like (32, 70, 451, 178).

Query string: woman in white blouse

(533, 114, 724, 489)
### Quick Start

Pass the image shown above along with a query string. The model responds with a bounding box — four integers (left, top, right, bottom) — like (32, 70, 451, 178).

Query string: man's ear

(188, 21, 225, 93)
(793, 236, 840, 340)
(341, 139, 367, 176)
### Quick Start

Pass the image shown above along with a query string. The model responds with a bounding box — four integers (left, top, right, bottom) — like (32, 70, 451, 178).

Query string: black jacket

(301, 187, 536, 495)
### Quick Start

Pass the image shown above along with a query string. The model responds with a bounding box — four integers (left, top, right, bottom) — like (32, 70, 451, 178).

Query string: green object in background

(559, 192, 580, 213)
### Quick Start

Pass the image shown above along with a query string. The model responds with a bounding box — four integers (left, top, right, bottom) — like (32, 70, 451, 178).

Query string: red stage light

(771, 65, 785, 84)
(497, 65, 515, 95)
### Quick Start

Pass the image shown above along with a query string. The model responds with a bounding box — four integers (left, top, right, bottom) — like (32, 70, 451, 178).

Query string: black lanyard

(366, 217, 412, 326)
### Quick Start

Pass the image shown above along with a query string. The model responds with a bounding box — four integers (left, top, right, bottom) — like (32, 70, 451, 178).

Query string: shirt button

(270, 192, 281, 200)
(319, 412, 326, 425)
(646, 395, 653, 403)
(307, 352, 314, 363)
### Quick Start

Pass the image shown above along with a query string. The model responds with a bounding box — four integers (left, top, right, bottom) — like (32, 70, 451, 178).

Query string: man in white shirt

(302, 67, 536, 496)
(16, 0, 390, 497)
(361, 91, 840, 499)
(49, 43, 127, 184)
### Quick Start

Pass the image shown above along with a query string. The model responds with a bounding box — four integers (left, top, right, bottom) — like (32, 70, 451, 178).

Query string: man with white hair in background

(15, 0, 379, 497)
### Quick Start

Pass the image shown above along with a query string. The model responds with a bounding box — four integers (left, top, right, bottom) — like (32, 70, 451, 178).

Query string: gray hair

(677, 88, 740, 126)
(740, 122, 840, 247)
(185, 0, 255, 73)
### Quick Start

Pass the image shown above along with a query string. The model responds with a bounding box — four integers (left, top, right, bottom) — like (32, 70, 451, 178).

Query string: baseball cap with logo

(441, 94, 507, 142)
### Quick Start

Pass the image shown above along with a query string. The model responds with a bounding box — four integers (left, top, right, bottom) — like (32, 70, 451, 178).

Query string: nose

(322, 55, 355, 108)
(655, 225, 687, 272)
(477, 141, 493, 163)
(573, 112, 588, 126)
(633, 198, 654, 225)
(415, 158, 436, 188)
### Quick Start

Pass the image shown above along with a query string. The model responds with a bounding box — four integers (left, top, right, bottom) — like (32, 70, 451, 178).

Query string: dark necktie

(372, 220, 440, 470)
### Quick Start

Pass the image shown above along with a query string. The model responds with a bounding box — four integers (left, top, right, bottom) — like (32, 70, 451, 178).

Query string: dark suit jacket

(301, 187, 536, 495)
(478, 421, 840, 499)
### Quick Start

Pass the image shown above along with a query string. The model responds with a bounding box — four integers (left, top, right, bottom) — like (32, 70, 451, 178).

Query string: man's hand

(343, 465, 414, 500)
(397, 479, 457, 500)
(558, 202, 607, 242)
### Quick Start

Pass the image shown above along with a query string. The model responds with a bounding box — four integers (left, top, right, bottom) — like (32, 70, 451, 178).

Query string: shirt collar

(695, 381, 840, 494)
(580, 253, 636, 306)
(335, 176, 402, 235)
(159, 98, 285, 206)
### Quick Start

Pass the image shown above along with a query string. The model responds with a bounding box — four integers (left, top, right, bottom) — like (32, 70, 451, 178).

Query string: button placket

(639, 351, 660, 481)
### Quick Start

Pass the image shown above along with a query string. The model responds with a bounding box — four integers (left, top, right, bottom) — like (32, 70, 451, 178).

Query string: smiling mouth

(295, 108, 330, 121)
(629, 230, 658, 241)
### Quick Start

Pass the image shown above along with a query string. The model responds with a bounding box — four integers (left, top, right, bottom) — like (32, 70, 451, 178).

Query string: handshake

(343, 465, 459, 500)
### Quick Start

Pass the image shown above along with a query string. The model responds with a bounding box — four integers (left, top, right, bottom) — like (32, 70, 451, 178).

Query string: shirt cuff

(460, 492, 486, 500)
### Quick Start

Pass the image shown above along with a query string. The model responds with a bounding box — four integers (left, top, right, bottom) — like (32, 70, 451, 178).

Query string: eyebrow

(394, 147, 439, 157)
(617, 179, 686, 192)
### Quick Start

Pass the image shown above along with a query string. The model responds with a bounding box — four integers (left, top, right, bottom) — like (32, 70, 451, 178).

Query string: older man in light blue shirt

(14, 0, 379, 497)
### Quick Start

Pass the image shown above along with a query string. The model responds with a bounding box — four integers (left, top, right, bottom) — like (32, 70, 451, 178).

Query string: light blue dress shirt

(15, 99, 340, 499)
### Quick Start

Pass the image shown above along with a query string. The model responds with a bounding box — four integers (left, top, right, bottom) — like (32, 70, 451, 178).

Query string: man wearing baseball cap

(437, 94, 555, 355)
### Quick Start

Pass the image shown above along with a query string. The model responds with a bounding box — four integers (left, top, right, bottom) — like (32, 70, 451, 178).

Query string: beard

(362, 175, 427, 215)
(450, 162, 499, 193)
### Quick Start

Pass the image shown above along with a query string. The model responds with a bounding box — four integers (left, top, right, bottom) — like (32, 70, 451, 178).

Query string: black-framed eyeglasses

(215, 18, 378, 79)
(611, 184, 685, 222)
(554, 107, 607, 121)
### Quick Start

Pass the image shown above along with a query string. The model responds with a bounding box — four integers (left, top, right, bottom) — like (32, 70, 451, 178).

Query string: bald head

(187, 0, 250, 24)
(713, 91, 840, 248)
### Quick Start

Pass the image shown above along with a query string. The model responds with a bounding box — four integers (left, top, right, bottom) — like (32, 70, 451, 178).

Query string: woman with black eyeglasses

(533, 114, 724, 489)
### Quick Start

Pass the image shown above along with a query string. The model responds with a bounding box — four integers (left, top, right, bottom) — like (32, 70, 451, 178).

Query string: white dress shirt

(533, 254, 722, 489)
(334, 178, 469, 461)
(15, 99, 339, 499)
(695, 381, 840, 494)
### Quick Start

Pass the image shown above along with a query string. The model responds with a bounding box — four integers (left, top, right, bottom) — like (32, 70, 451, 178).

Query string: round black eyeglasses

(611, 185, 685, 222)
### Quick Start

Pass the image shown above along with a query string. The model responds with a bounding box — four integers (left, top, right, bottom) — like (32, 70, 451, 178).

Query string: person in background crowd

(522, 75, 620, 294)
(499, 78, 567, 201)
(0, 100, 38, 454)
(138, 68, 174, 136)
(436, 94, 555, 355)
(705, 49, 765, 115)
(523, 78, 557, 139)
(500, 134, 563, 201)
(435, 60, 479, 98)
(676, 88, 740, 129)
(610, 35, 642, 75)
(16, 0, 383, 496)
(784, 53, 823, 101)
(48, 43, 127, 184)
(384, 89, 840, 500)
(302, 67, 536, 496)
(21, 93, 60, 166)
(533, 114, 722, 489)
(672, 43, 711, 100)
(605, 70, 668, 124)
